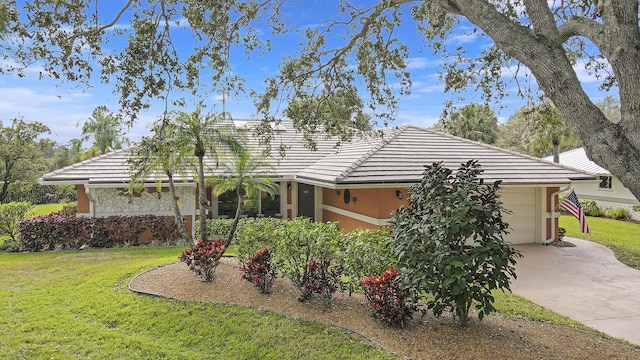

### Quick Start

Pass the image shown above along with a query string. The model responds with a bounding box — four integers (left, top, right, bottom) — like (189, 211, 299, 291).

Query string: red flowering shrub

(299, 259, 343, 309)
(362, 268, 417, 328)
(179, 239, 226, 282)
(19, 214, 178, 251)
(240, 248, 277, 294)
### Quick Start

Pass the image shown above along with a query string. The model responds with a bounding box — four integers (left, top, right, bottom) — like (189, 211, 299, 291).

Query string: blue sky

(0, 1, 613, 147)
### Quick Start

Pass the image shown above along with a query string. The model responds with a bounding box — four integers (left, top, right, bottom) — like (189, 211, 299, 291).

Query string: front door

(297, 183, 315, 220)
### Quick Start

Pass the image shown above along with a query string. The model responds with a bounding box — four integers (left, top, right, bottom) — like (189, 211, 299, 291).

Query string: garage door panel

(500, 188, 537, 244)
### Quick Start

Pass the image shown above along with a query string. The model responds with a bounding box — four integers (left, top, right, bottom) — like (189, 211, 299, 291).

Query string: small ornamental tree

(179, 239, 226, 282)
(299, 259, 343, 309)
(362, 268, 417, 328)
(392, 160, 521, 327)
(241, 248, 278, 294)
(0, 201, 33, 242)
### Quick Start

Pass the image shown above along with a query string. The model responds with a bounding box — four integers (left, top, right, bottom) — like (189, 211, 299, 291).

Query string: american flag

(560, 190, 590, 233)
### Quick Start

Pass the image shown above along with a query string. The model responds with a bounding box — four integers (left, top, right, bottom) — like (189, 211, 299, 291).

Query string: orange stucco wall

(546, 187, 560, 240)
(322, 210, 378, 231)
(322, 187, 409, 231)
(77, 184, 90, 214)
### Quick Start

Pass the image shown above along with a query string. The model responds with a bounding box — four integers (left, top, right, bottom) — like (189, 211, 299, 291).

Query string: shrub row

(19, 214, 179, 251)
(201, 217, 396, 294)
(190, 217, 416, 324)
(558, 195, 632, 220)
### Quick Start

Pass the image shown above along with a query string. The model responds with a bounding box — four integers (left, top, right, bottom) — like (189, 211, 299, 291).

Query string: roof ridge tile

(335, 126, 407, 181)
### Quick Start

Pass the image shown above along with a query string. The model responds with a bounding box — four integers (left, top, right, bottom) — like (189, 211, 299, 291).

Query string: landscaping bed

(130, 258, 640, 360)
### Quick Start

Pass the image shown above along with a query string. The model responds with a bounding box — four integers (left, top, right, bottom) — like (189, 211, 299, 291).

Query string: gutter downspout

(85, 185, 95, 217)
(543, 186, 572, 245)
(192, 186, 197, 240)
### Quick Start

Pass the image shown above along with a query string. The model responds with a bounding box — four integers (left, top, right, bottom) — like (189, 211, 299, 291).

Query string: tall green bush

(337, 227, 395, 294)
(0, 201, 33, 242)
(234, 217, 282, 262)
(580, 200, 604, 217)
(392, 161, 521, 327)
(271, 218, 342, 303)
(202, 217, 282, 262)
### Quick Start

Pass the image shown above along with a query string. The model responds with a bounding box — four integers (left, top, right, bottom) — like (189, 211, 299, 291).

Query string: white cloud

(411, 80, 445, 94)
(406, 57, 443, 70)
(394, 112, 440, 128)
(0, 85, 101, 144)
(449, 32, 480, 45)
(573, 60, 610, 84)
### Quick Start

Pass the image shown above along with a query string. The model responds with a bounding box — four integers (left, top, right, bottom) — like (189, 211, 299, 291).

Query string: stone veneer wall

(93, 186, 196, 217)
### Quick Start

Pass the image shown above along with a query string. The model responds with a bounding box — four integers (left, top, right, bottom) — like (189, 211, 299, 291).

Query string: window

(599, 175, 612, 189)
(217, 190, 238, 218)
(216, 182, 281, 218)
(261, 182, 281, 217)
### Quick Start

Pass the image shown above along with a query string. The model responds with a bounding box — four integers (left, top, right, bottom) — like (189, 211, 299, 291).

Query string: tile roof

(297, 126, 594, 185)
(542, 147, 609, 175)
(40, 148, 195, 185)
(40, 121, 594, 186)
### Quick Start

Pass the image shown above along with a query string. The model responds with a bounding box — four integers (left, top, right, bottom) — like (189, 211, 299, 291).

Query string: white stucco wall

(573, 178, 639, 218)
(92, 186, 196, 217)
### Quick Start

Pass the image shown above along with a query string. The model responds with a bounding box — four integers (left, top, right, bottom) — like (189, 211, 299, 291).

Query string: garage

(500, 187, 539, 244)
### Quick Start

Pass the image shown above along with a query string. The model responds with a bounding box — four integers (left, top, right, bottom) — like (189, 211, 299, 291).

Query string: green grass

(1, 203, 64, 245)
(560, 214, 640, 269)
(0, 247, 398, 360)
(492, 290, 606, 335)
(29, 203, 64, 217)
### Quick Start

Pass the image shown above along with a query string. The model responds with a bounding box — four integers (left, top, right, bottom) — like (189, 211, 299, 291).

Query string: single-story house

(40, 121, 594, 244)
(543, 147, 639, 219)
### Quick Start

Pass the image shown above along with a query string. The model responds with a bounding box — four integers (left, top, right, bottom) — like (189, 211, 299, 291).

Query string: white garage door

(500, 187, 537, 244)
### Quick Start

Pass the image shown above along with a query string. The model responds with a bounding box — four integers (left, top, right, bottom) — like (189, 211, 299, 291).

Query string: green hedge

(201, 217, 394, 293)
(19, 214, 179, 251)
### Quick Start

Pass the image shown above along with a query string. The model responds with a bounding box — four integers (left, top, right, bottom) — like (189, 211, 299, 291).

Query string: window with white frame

(599, 175, 612, 189)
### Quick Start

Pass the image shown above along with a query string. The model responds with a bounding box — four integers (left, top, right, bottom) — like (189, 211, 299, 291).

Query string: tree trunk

(225, 192, 244, 249)
(214, 191, 243, 264)
(437, 0, 640, 200)
(167, 172, 190, 242)
(197, 155, 208, 242)
(552, 139, 560, 163)
(0, 163, 12, 203)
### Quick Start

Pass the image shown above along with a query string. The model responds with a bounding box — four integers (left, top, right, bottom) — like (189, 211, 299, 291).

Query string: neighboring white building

(544, 148, 639, 218)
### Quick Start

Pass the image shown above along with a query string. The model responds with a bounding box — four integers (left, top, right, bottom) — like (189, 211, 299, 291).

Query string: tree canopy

(0, 119, 51, 203)
(435, 103, 499, 144)
(80, 106, 128, 158)
(497, 101, 580, 160)
(2, 1, 639, 199)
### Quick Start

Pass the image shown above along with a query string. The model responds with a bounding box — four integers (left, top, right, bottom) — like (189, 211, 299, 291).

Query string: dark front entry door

(297, 183, 315, 220)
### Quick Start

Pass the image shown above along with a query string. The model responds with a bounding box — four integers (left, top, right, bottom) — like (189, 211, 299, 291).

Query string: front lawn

(0, 247, 397, 360)
(30, 203, 64, 216)
(559, 214, 640, 269)
(1, 203, 64, 246)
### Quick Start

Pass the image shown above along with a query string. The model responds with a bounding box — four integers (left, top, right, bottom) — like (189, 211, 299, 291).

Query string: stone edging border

(127, 261, 408, 360)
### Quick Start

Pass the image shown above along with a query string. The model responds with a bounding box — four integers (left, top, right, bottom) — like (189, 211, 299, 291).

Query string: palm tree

(80, 106, 128, 157)
(128, 119, 191, 241)
(522, 102, 579, 162)
(210, 147, 279, 258)
(172, 109, 242, 242)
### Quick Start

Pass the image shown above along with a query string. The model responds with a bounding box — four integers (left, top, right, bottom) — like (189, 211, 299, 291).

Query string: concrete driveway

(512, 237, 640, 346)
